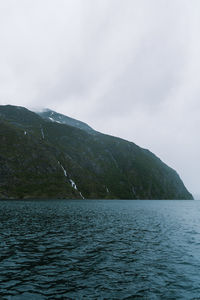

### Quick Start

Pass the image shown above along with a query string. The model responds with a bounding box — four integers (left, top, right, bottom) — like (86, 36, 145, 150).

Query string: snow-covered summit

(37, 109, 95, 134)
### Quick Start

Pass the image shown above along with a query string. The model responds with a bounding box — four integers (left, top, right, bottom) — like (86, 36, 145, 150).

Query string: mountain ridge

(37, 108, 95, 134)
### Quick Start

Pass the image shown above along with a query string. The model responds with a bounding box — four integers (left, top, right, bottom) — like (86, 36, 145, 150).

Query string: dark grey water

(0, 200, 200, 299)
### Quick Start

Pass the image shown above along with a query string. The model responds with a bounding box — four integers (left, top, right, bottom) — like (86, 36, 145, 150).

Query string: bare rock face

(0, 105, 193, 200)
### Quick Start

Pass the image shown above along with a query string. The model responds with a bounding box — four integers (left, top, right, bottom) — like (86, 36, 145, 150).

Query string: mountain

(0, 105, 193, 200)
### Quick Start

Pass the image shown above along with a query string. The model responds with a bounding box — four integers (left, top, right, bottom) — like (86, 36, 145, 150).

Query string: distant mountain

(0, 105, 193, 200)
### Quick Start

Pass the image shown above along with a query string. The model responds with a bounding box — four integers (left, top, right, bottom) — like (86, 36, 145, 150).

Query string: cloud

(0, 0, 200, 195)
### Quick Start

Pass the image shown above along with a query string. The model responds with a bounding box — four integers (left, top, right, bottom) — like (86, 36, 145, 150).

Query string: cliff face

(0, 105, 193, 200)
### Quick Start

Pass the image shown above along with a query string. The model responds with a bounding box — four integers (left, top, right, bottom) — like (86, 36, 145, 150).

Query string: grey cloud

(0, 0, 200, 195)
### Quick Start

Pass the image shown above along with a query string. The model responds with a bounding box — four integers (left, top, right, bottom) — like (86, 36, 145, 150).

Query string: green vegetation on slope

(0, 105, 193, 200)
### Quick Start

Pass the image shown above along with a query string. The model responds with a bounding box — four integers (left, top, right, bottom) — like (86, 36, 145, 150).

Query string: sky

(0, 0, 200, 197)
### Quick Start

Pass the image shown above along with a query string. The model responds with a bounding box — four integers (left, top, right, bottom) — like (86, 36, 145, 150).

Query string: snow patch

(69, 179, 85, 199)
(41, 128, 44, 139)
(49, 117, 61, 124)
(79, 192, 85, 199)
(58, 161, 67, 177)
(132, 186, 136, 196)
(69, 177, 85, 199)
(58, 161, 85, 199)
(70, 179, 78, 190)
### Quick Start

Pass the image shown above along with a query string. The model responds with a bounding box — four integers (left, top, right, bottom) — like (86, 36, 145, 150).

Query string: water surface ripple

(0, 200, 200, 299)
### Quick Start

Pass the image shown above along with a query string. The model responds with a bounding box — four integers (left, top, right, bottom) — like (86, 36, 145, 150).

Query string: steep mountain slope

(0, 105, 193, 199)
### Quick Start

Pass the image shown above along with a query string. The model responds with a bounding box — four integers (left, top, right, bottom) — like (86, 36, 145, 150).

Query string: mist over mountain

(38, 109, 95, 134)
(0, 105, 193, 200)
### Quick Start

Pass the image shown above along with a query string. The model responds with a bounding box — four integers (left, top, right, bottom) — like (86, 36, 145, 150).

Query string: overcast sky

(0, 0, 200, 197)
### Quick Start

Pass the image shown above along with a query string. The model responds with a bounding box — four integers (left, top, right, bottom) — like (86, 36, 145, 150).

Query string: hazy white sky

(0, 0, 200, 196)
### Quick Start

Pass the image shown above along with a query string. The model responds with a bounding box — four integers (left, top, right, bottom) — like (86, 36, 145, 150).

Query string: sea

(0, 199, 200, 299)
